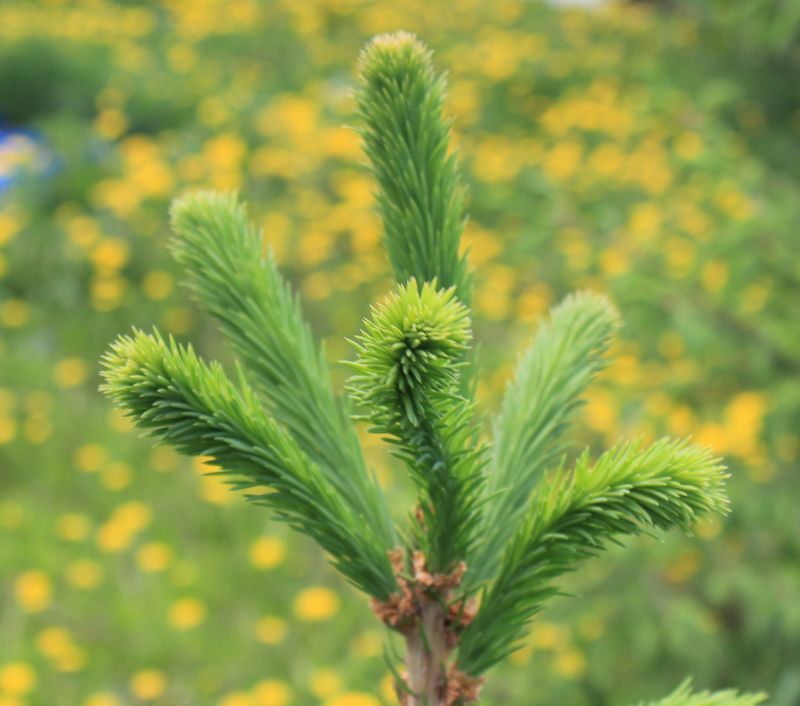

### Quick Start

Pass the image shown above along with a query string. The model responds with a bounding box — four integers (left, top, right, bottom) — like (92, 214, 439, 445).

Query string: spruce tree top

(101, 31, 766, 706)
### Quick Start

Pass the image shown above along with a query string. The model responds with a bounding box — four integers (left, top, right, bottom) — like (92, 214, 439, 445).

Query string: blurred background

(0, 1, 798, 705)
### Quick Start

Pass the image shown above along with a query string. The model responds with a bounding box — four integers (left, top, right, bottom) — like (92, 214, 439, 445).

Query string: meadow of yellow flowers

(0, 1, 798, 705)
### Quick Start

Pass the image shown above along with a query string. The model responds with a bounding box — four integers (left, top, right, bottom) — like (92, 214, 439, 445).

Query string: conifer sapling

(101, 31, 767, 706)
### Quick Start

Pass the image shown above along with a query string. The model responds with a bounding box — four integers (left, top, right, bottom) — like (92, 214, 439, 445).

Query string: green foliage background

(0, 1, 798, 705)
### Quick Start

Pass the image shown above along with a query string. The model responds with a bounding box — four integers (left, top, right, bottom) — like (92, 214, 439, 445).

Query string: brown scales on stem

(370, 549, 484, 706)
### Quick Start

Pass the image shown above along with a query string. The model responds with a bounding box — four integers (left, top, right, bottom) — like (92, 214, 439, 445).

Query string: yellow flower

(36, 626, 72, 659)
(461, 223, 500, 267)
(667, 405, 695, 437)
(473, 136, 521, 183)
(252, 680, 291, 706)
(1, 299, 30, 328)
(94, 108, 129, 140)
(54, 644, 87, 673)
(63, 214, 100, 249)
(588, 143, 624, 177)
(162, 306, 193, 335)
(663, 549, 701, 585)
(91, 275, 127, 311)
(137, 542, 174, 573)
(298, 231, 333, 267)
(113, 501, 152, 533)
(675, 131, 703, 160)
(0, 417, 16, 445)
(476, 33, 520, 80)
(203, 134, 247, 171)
(530, 621, 567, 650)
(90, 178, 141, 216)
(248, 537, 286, 570)
(554, 647, 587, 678)
(15, 570, 51, 613)
(322, 126, 361, 159)
(696, 517, 722, 540)
(53, 357, 89, 388)
(715, 184, 753, 221)
(167, 44, 198, 73)
(701, 260, 729, 292)
(74, 444, 108, 472)
(65, 559, 103, 589)
(57, 513, 91, 541)
(302, 272, 332, 301)
(96, 522, 133, 554)
(665, 238, 695, 279)
(260, 96, 317, 140)
(725, 391, 768, 458)
(194, 457, 235, 505)
(542, 140, 582, 181)
(695, 423, 728, 453)
(101, 462, 132, 491)
(293, 587, 340, 622)
(350, 631, 382, 658)
(474, 265, 515, 322)
(627, 202, 662, 240)
(95, 502, 150, 553)
(255, 615, 287, 645)
(168, 597, 206, 630)
(130, 670, 166, 700)
(261, 212, 290, 262)
(310, 669, 341, 699)
(380, 673, 398, 704)
(739, 282, 770, 314)
(0, 501, 23, 529)
(583, 390, 618, 434)
(90, 238, 129, 273)
(0, 662, 35, 695)
(599, 246, 629, 277)
(142, 271, 174, 300)
(0, 210, 24, 245)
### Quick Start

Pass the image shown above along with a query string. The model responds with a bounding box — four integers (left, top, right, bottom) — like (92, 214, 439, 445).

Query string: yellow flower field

(0, 1, 797, 705)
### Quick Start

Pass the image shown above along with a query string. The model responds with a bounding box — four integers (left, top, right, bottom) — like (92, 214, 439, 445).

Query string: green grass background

(0, 1, 798, 705)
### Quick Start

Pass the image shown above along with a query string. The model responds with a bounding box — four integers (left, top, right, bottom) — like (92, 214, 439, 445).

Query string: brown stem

(405, 601, 449, 706)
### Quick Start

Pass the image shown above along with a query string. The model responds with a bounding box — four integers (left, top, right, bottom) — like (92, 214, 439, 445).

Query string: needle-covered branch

(97, 32, 765, 706)
(170, 192, 394, 547)
(631, 680, 767, 706)
(100, 329, 397, 600)
(346, 280, 486, 573)
(357, 32, 471, 306)
(458, 438, 729, 676)
(470, 291, 620, 587)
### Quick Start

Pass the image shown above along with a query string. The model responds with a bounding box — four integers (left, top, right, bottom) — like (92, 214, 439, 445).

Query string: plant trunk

(405, 601, 449, 706)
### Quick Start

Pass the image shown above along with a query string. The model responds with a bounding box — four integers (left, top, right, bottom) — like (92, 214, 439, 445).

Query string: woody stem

(405, 601, 449, 706)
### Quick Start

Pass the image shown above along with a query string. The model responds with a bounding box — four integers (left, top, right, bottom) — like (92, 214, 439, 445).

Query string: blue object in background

(0, 122, 51, 193)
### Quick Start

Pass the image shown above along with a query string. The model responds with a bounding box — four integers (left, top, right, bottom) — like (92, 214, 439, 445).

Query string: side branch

(458, 438, 728, 675)
(100, 329, 397, 600)
(170, 191, 394, 546)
